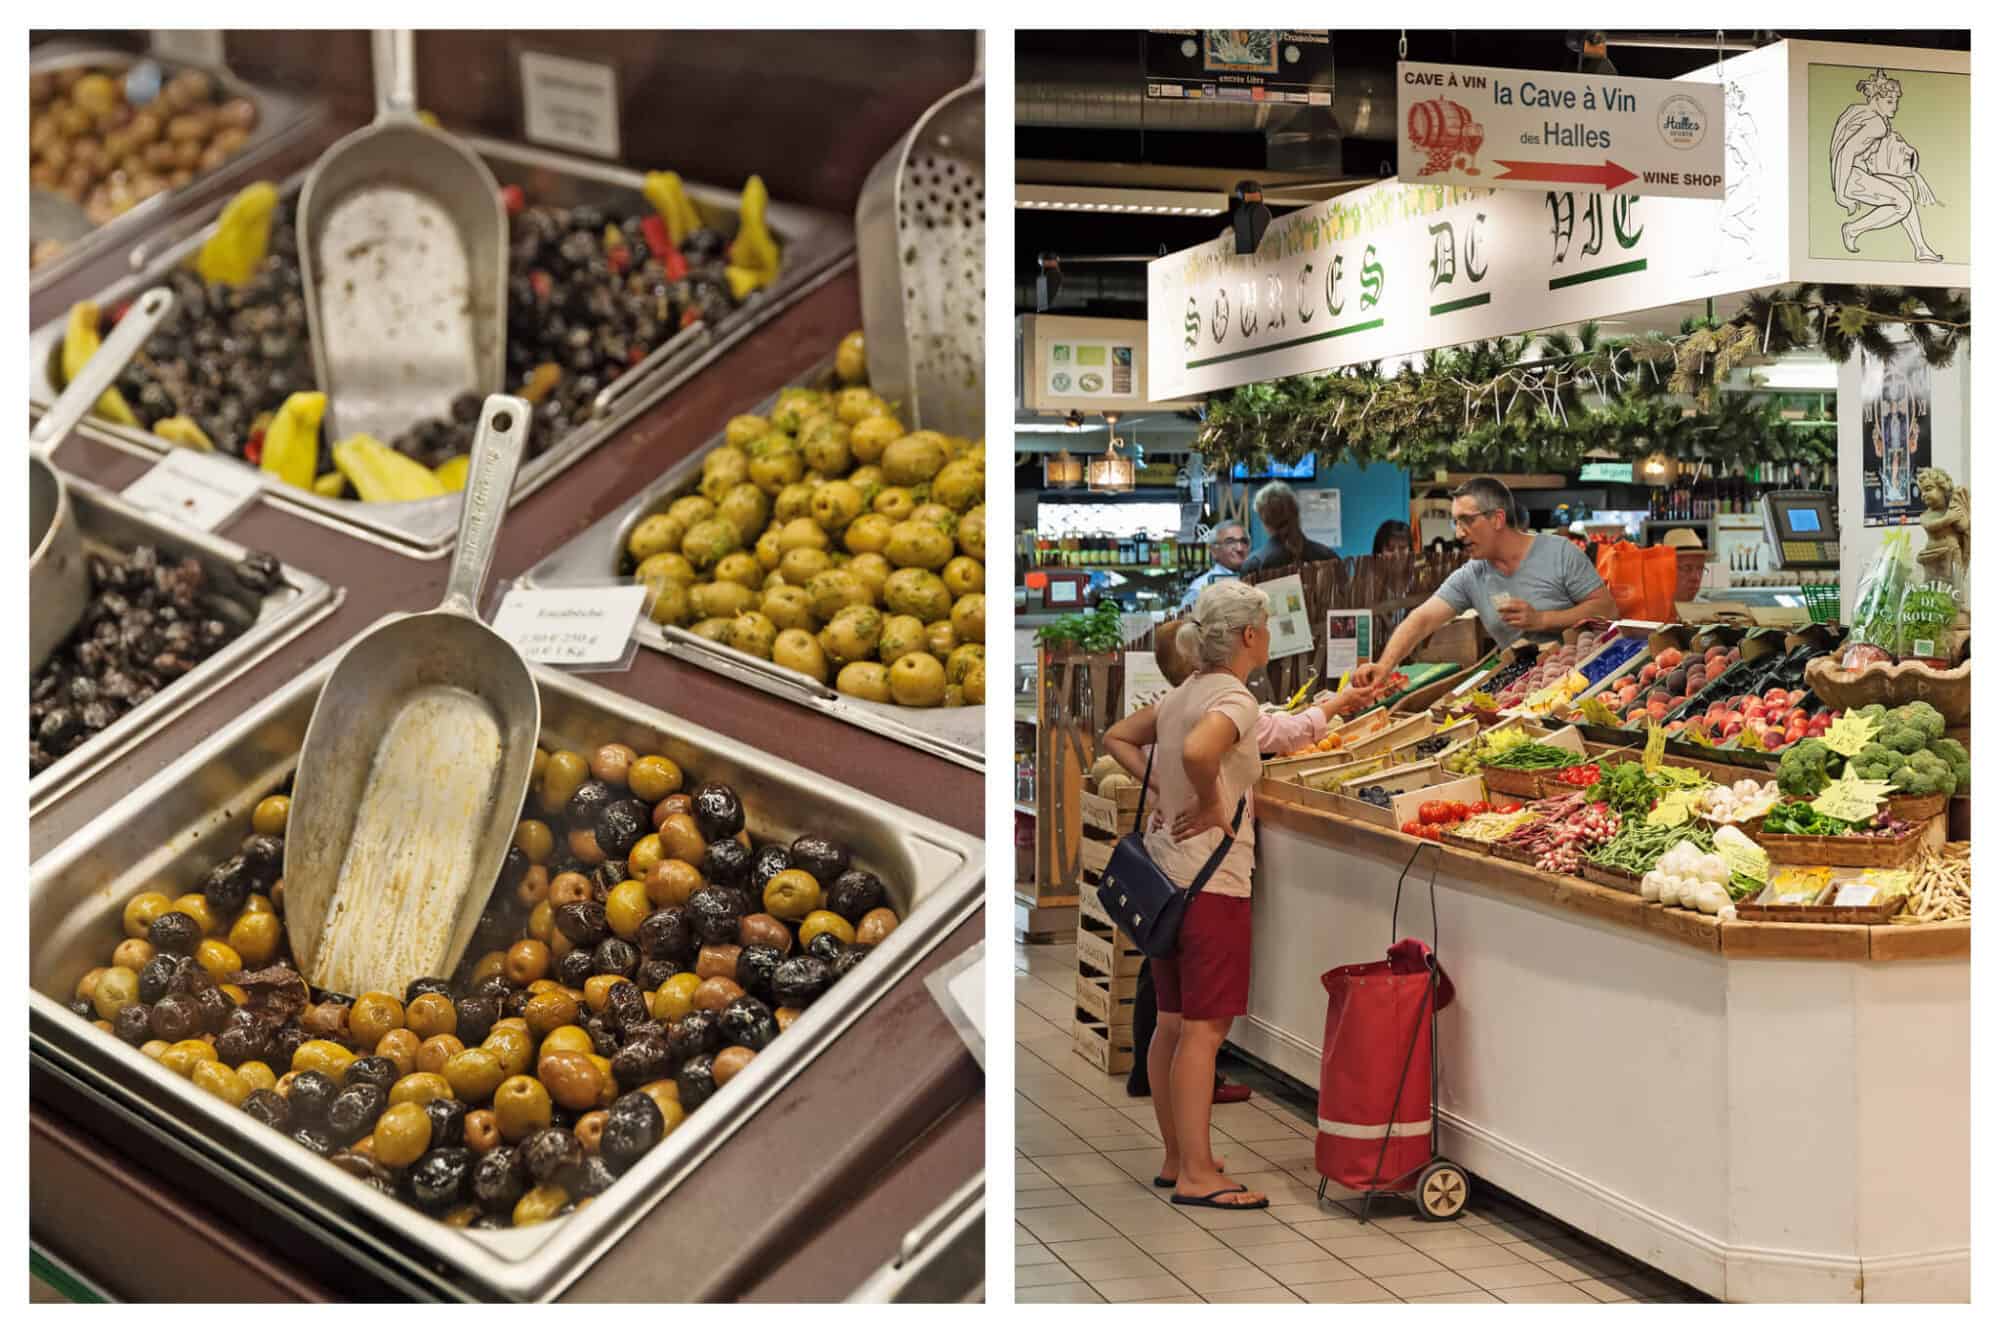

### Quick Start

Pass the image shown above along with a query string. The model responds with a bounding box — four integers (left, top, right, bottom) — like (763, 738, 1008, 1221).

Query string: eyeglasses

(1217, 537, 1250, 548)
(1451, 509, 1500, 532)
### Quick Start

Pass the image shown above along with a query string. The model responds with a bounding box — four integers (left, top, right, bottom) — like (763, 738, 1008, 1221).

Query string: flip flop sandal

(1170, 1187, 1268, 1211)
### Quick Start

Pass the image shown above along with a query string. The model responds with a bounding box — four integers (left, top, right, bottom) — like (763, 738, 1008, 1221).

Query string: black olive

(344, 1056, 399, 1092)
(552, 900, 609, 948)
(215, 1023, 268, 1066)
(701, 838, 752, 889)
(589, 860, 629, 899)
(621, 1020, 667, 1049)
(634, 959, 675, 991)
(555, 948, 596, 989)
(269, 1025, 309, 1068)
(328, 1151, 379, 1182)
(565, 779, 615, 828)
(405, 977, 453, 1005)
(609, 1035, 670, 1088)
(450, 392, 482, 423)
(826, 868, 888, 922)
(591, 937, 639, 979)
(830, 945, 870, 982)
(456, 994, 500, 1047)
(287, 1070, 339, 1125)
(471, 1146, 527, 1214)
(424, 1097, 468, 1150)
(170, 955, 214, 997)
(571, 1155, 620, 1197)
(195, 986, 234, 1033)
(475, 974, 516, 1000)
(521, 1127, 585, 1184)
(113, 1004, 152, 1045)
(138, 954, 182, 1003)
(789, 835, 850, 886)
(720, 996, 779, 1051)
(239, 834, 285, 882)
(736, 944, 784, 1001)
(327, 1084, 388, 1143)
(772, 956, 834, 1009)
(409, 1147, 474, 1213)
(503, 987, 535, 1019)
(593, 799, 649, 860)
(689, 783, 744, 842)
(148, 993, 201, 1042)
(292, 1126, 336, 1156)
(606, 981, 648, 1033)
(242, 1088, 292, 1132)
(584, 1014, 622, 1058)
(147, 911, 202, 958)
(637, 907, 694, 966)
(497, 846, 531, 897)
(686, 887, 751, 947)
(806, 932, 845, 964)
(676, 1053, 718, 1110)
(668, 1010, 722, 1063)
(68, 998, 94, 1020)
(750, 845, 792, 892)
(601, 1091, 665, 1172)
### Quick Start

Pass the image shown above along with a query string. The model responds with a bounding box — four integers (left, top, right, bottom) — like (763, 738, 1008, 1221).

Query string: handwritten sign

(491, 585, 646, 668)
(519, 50, 621, 159)
(122, 448, 261, 532)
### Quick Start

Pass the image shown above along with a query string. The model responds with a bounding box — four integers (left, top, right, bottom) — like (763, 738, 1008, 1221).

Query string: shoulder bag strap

(1132, 742, 1157, 828)
(1183, 793, 1250, 897)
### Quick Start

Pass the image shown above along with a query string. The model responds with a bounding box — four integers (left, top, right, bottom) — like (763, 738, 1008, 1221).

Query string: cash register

(1762, 490, 1840, 570)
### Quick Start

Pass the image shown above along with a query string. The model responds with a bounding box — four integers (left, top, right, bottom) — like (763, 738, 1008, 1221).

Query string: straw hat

(1661, 528, 1707, 553)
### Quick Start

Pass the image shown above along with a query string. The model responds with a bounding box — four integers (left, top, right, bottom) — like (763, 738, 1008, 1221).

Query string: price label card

(1122, 650, 1172, 718)
(1325, 608, 1372, 680)
(122, 449, 262, 532)
(519, 50, 621, 159)
(490, 584, 647, 670)
(1261, 574, 1316, 660)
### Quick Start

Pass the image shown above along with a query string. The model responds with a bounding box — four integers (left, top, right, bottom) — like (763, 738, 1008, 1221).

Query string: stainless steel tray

(28, 43, 326, 296)
(519, 359, 985, 771)
(28, 637, 984, 1302)
(28, 471, 340, 818)
(28, 138, 856, 559)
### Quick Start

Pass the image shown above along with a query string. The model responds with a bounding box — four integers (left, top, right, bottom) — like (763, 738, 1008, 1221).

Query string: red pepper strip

(641, 214, 690, 281)
(662, 248, 688, 281)
(244, 431, 264, 465)
(606, 244, 631, 275)
(499, 185, 526, 216)
(529, 270, 553, 302)
(680, 306, 701, 329)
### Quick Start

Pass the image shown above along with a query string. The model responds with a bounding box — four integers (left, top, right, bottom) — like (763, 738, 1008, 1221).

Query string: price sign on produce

(1397, 62, 1725, 199)
(491, 584, 647, 670)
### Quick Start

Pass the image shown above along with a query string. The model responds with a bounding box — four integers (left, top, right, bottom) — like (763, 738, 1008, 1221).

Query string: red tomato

(1423, 824, 1445, 841)
(1418, 801, 1455, 825)
(1448, 801, 1471, 821)
(1467, 801, 1492, 816)
(1400, 820, 1426, 838)
(1495, 801, 1523, 814)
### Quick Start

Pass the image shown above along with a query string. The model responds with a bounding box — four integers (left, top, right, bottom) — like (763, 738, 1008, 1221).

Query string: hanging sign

(1260, 574, 1316, 660)
(1145, 30, 1333, 107)
(1397, 62, 1725, 199)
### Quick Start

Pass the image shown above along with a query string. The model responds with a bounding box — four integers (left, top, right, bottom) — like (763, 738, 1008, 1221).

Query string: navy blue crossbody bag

(1096, 743, 1246, 959)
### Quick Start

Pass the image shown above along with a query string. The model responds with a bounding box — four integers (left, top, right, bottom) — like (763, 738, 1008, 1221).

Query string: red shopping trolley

(1314, 841, 1467, 1223)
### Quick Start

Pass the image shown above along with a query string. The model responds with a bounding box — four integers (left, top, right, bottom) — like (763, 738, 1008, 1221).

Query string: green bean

(1588, 820, 1714, 874)
(1481, 743, 1579, 771)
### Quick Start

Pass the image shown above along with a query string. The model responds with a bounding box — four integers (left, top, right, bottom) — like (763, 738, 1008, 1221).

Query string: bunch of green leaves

(1035, 598, 1127, 653)
(1586, 761, 1661, 818)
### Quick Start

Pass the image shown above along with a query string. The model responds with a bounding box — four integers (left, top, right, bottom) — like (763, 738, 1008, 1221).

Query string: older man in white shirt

(1176, 522, 1250, 615)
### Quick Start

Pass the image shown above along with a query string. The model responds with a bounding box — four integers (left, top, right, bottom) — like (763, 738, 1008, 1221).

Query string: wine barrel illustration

(1407, 98, 1485, 175)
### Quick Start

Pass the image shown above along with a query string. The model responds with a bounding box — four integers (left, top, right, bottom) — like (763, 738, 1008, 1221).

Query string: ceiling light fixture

(1014, 184, 1230, 216)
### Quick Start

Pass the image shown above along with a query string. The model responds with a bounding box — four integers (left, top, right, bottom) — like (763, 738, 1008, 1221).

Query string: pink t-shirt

(1140, 671, 1263, 899)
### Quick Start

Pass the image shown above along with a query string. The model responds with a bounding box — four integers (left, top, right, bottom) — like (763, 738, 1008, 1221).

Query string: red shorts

(1153, 891, 1253, 1021)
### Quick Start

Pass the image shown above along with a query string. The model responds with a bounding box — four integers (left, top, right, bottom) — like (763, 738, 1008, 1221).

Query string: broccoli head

(1848, 742, 1904, 782)
(1777, 739, 1836, 797)
(1891, 701, 1947, 745)
(1856, 703, 1891, 723)
(1894, 748, 1955, 796)
(1929, 738, 1971, 793)
(1878, 722, 1929, 755)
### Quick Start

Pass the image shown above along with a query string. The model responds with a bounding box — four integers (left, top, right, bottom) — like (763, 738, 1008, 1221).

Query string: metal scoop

(30, 286, 176, 671)
(282, 396, 539, 997)
(296, 29, 507, 446)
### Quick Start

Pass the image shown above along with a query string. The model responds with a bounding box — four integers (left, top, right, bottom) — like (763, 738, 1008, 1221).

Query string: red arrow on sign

(1492, 159, 1638, 191)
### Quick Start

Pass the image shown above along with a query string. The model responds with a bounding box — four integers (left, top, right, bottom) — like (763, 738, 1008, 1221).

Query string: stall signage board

(519, 50, 621, 159)
(1145, 30, 1333, 107)
(1325, 609, 1373, 680)
(1122, 651, 1172, 718)
(1397, 62, 1725, 199)
(1261, 574, 1316, 660)
(1299, 488, 1341, 550)
(1043, 338, 1138, 399)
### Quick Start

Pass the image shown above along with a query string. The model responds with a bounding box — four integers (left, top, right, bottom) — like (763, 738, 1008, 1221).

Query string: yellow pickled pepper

(260, 391, 327, 490)
(152, 416, 215, 452)
(433, 455, 471, 492)
(61, 301, 139, 425)
(725, 174, 781, 300)
(641, 172, 703, 248)
(333, 435, 448, 503)
(195, 182, 279, 287)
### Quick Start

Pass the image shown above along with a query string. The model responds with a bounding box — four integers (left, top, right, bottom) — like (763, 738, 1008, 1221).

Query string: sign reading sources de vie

(1397, 62, 1725, 199)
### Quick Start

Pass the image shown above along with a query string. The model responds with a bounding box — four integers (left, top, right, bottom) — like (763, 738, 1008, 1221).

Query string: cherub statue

(1915, 466, 1969, 594)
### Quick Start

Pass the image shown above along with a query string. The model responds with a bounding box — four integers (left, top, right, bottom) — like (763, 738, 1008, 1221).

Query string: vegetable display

(1495, 793, 1622, 874)
(1694, 780, 1780, 825)
(1762, 802, 1915, 840)
(1577, 634, 1646, 685)
(1589, 819, 1715, 878)
(1638, 839, 1735, 914)
(1481, 743, 1579, 771)
(1777, 702, 1961, 798)
(1551, 764, 1601, 788)
(1895, 843, 1971, 923)
(1585, 762, 1660, 818)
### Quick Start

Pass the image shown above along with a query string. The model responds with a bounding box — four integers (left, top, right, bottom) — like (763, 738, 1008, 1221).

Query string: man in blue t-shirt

(1353, 477, 1617, 690)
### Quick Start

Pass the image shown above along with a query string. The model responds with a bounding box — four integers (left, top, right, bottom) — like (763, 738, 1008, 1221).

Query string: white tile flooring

(1014, 943, 1706, 1304)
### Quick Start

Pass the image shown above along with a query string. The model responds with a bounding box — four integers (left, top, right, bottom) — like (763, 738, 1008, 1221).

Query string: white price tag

(1831, 883, 1881, 908)
(122, 449, 262, 532)
(519, 51, 621, 159)
(491, 585, 646, 668)
(1261, 574, 1316, 661)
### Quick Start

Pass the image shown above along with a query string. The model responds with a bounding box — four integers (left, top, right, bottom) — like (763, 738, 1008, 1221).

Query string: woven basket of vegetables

(1748, 802, 1928, 867)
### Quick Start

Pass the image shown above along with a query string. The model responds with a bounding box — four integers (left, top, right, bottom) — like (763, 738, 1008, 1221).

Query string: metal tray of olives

(28, 471, 340, 821)
(28, 43, 326, 296)
(27, 637, 983, 1302)
(27, 138, 856, 559)
(517, 361, 986, 772)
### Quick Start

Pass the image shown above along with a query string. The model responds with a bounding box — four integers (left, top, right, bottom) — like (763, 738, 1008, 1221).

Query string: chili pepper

(724, 174, 781, 299)
(243, 432, 264, 466)
(519, 362, 562, 405)
(259, 392, 324, 490)
(333, 434, 447, 503)
(641, 171, 703, 247)
(680, 307, 702, 330)
(196, 181, 278, 287)
(61, 301, 138, 425)
(499, 185, 526, 216)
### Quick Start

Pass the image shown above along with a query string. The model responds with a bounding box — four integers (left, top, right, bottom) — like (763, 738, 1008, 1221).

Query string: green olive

(776, 516, 830, 554)
(800, 909, 858, 949)
(726, 611, 780, 659)
(835, 661, 893, 703)
(818, 605, 883, 668)
(628, 755, 683, 803)
(931, 456, 984, 511)
(956, 505, 986, 557)
(885, 520, 953, 571)
(627, 513, 685, 564)
(251, 795, 291, 836)
(836, 387, 890, 425)
(964, 660, 987, 705)
(834, 331, 867, 384)
(710, 551, 762, 591)
(773, 482, 817, 525)
(801, 418, 853, 475)
(606, 880, 652, 940)
(888, 652, 949, 708)
(884, 568, 953, 621)
(754, 527, 785, 571)
(810, 480, 865, 531)
(513, 1182, 570, 1226)
(747, 438, 804, 493)
(723, 414, 770, 448)
(844, 512, 894, 556)
(762, 585, 816, 632)
(515, 819, 554, 863)
(942, 556, 984, 599)
(228, 912, 281, 967)
(924, 620, 960, 658)
(192, 1060, 252, 1107)
(872, 486, 916, 521)
(690, 580, 758, 621)
(716, 482, 771, 540)
(806, 569, 873, 622)
(122, 891, 173, 940)
(92, 965, 139, 1020)
(951, 593, 986, 644)
(883, 431, 950, 485)
(778, 547, 834, 587)
(762, 869, 822, 920)
(699, 444, 751, 502)
(388, 1071, 453, 1107)
(540, 750, 589, 813)
(772, 629, 829, 683)
(690, 617, 733, 643)
(946, 643, 986, 686)
(850, 416, 903, 462)
(846, 552, 892, 602)
(681, 516, 743, 572)
(373, 1101, 433, 1168)
(876, 614, 928, 665)
(350, 993, 406, 1048)
(636, 551, 697, 587)
(666, 495, 715, 528)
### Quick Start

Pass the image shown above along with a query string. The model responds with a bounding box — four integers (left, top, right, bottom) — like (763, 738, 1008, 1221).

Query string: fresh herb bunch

(1035, 599, 1126, 653)
(1586, 761, 1660, 818)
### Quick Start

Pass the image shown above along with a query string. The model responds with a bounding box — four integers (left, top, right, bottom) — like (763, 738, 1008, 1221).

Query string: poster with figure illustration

(1860, 340, 1932, 527)
(1809, 64, 1968, 264)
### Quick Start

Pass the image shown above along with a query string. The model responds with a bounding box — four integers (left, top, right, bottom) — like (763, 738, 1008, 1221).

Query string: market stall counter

(28, 271, 985, 1301)
(1235, 787, 1967, 1303)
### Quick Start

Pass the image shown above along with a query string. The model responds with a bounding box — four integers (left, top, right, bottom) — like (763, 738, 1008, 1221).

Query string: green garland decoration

(1196, 286, 1964, 480)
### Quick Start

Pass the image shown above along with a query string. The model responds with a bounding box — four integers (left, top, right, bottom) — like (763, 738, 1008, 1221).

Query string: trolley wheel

(1414, 1159, 1469, 1221)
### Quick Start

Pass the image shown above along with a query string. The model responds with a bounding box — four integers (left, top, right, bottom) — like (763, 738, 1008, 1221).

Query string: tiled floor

(1014, 942, 1707, 1305)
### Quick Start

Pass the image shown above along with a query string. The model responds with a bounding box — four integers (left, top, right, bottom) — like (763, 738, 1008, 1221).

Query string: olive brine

(69, 738, 900, 1229)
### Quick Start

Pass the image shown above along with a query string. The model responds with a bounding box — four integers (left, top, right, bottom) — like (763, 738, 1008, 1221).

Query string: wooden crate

(1077, 917, 1144, 977)
(1078, 832, 1116, 878)
(1079, 789, 1139, 837)
(1077, 883, 1114, 931)
(1072, 1017, 1135, 1074)
(1074, 964, 1138, 1031)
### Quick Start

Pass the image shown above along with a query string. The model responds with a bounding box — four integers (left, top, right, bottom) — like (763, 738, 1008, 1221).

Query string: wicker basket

(1440, 829, 1494, 855)
(1884, 791, 1949, 822)
(1491, 840, 1545, 867)
(1581, 861, 1642, 892)
(1480, 764, 1552, 799)
(1750, 822, 1927, 868)
(1733, 892, 1908, 925)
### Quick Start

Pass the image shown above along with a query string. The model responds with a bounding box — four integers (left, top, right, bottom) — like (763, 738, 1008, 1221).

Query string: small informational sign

(1580, 461, 1636, 483)
(150, 30, 227, 67)
(1043, 339, 1138, 399)
(1397, 61, 1725, 199)
(1146, 30, 1333, 106)
(519, 50, 621, 159)
(1299, 487, 1342, 550)
(1325, 609, 1373, 680)
(1122, 651, 1173, 718)
(1261, 574, 1315, 660)
(122, 449, 261, 532)
(490, 584, 646, 669)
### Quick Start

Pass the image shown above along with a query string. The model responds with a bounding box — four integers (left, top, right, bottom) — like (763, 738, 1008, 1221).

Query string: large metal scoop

(282, 396, 539, 997)
(296, 29, 507, 446)
(30, 286, 176, 672)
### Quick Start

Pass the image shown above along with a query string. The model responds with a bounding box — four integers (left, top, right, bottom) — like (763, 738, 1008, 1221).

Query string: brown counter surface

(30, 268, 985, 1300)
